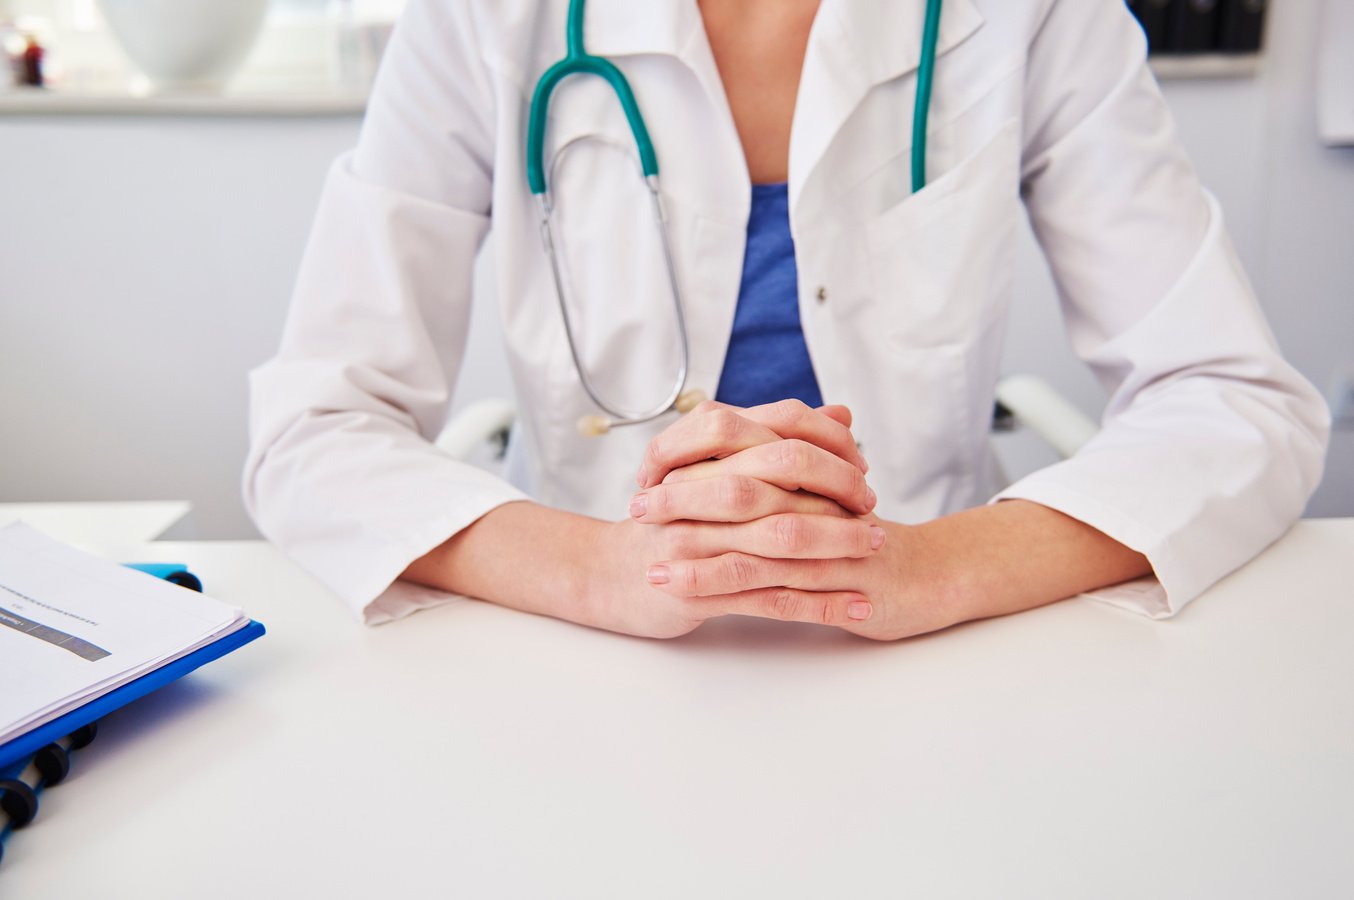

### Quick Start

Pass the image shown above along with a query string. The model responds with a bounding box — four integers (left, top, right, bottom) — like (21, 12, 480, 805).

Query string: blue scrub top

(714, 182, 824, 409)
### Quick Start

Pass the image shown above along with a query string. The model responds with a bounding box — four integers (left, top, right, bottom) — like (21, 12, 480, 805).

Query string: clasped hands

(597, 398, 925, 640)
(412, 399, 1141, 639)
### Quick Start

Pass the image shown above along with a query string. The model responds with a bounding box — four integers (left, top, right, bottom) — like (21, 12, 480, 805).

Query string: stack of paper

(0, 522, 249, 746)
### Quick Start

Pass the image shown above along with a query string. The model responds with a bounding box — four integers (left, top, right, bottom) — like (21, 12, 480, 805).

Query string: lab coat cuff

(988, 480, 1181, 619)
(357, 486, 530, 626)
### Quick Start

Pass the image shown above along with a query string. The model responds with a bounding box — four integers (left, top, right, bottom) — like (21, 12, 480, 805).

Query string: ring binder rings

(0, 549, 264, 866)
(0, 776, 37, 829)
(122, 562, 204, 593)
(0, 724, 98, 865)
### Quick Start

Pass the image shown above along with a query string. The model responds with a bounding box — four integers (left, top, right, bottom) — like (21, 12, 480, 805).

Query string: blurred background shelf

(0, 53, 1262, 117)
(1150, 53, 1263, 79)
(0, 86, 366, 116)
(1, 0, 393, 116)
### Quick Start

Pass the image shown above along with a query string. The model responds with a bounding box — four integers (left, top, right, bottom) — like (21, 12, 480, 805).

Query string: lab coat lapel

(791, 0, 984, 215)
(584, 0, 743, 195)
(584, 0, 700, 60)
(583, 0, 745, 189)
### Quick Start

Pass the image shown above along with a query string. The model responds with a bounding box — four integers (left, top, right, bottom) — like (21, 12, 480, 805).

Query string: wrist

(885, 501, 1152, 635)
(875, 519, 978, 636)
(558, 516, 608, 628)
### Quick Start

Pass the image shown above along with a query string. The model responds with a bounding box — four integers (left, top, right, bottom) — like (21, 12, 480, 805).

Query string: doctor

(246, 0, 1328, 638)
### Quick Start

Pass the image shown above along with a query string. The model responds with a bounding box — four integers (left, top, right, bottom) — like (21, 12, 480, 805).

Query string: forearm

(880, 499, 1152, 635)
(401, 501, 605, 627)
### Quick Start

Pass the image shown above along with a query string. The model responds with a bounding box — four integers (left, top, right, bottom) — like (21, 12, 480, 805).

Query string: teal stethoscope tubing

(526, 0, 944, 433)
(526, 0, 657, 194)
(913, 0, 944, 191)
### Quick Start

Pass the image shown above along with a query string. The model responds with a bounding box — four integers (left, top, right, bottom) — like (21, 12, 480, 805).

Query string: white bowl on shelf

(97, 0, 270, 92)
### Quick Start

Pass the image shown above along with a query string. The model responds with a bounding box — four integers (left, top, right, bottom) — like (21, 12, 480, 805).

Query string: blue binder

(0, 619, 264, 771)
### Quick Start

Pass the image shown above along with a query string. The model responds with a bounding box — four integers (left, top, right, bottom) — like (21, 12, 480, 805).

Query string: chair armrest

(435, 398, 517, 462)
(994, 375, 1098, 460)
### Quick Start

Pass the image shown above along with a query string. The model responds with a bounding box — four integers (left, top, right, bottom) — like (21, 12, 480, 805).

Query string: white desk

(4, 519, 1352, 898)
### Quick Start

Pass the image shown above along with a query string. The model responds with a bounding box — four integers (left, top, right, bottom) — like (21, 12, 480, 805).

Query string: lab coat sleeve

(243, 0, 527, 624)
(994, 0, 1330, 617)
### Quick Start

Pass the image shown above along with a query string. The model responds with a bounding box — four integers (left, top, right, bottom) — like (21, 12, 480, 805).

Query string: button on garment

(715, 183, 823, 410)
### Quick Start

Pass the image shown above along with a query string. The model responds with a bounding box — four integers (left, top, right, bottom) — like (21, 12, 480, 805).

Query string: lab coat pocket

(865, 119, 1020, 348)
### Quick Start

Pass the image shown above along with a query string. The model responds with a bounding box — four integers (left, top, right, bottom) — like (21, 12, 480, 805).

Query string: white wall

(0, 113, 518, 538)
(998, 0, 1354, 516)
(0, 117, 355, 537)
(1, 0, 1350, 537)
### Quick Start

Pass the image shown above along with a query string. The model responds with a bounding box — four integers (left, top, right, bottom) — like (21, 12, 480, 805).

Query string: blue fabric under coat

(714, 182, 824, 409)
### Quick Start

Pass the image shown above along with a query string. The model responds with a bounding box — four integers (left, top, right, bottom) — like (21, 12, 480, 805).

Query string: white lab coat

(245, 0, 1329, 625)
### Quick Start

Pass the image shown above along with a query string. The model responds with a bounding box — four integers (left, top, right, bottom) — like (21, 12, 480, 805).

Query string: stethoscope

(527, 0, 945, 436)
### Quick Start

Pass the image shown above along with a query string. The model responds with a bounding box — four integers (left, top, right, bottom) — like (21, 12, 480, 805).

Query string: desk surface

(4, 519, 1352, 898)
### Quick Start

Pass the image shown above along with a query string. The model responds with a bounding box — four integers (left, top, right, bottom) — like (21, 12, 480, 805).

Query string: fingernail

(861, 457, 870, 474)
(865, 486, 877, 509)
(646, 565, 670, 585)
(630, 493, 647, 519)
(635, 465, 647, 487)
(869, 525, 886, 550)
(847, 600, 873, 621)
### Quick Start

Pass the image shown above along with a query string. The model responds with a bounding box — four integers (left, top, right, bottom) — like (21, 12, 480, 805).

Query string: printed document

(0, 522, 247, 745)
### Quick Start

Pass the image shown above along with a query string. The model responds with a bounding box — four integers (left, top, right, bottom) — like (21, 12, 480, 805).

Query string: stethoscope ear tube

(525, 0, 659, 196)
(912, 0, 943, 191)
(538, 163, 695, 434)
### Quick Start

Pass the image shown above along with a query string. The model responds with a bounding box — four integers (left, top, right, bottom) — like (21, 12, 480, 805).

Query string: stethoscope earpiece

(577, 415, 612, 438)
(674, 390, 706, 414)
(577, 389, 708, 438)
